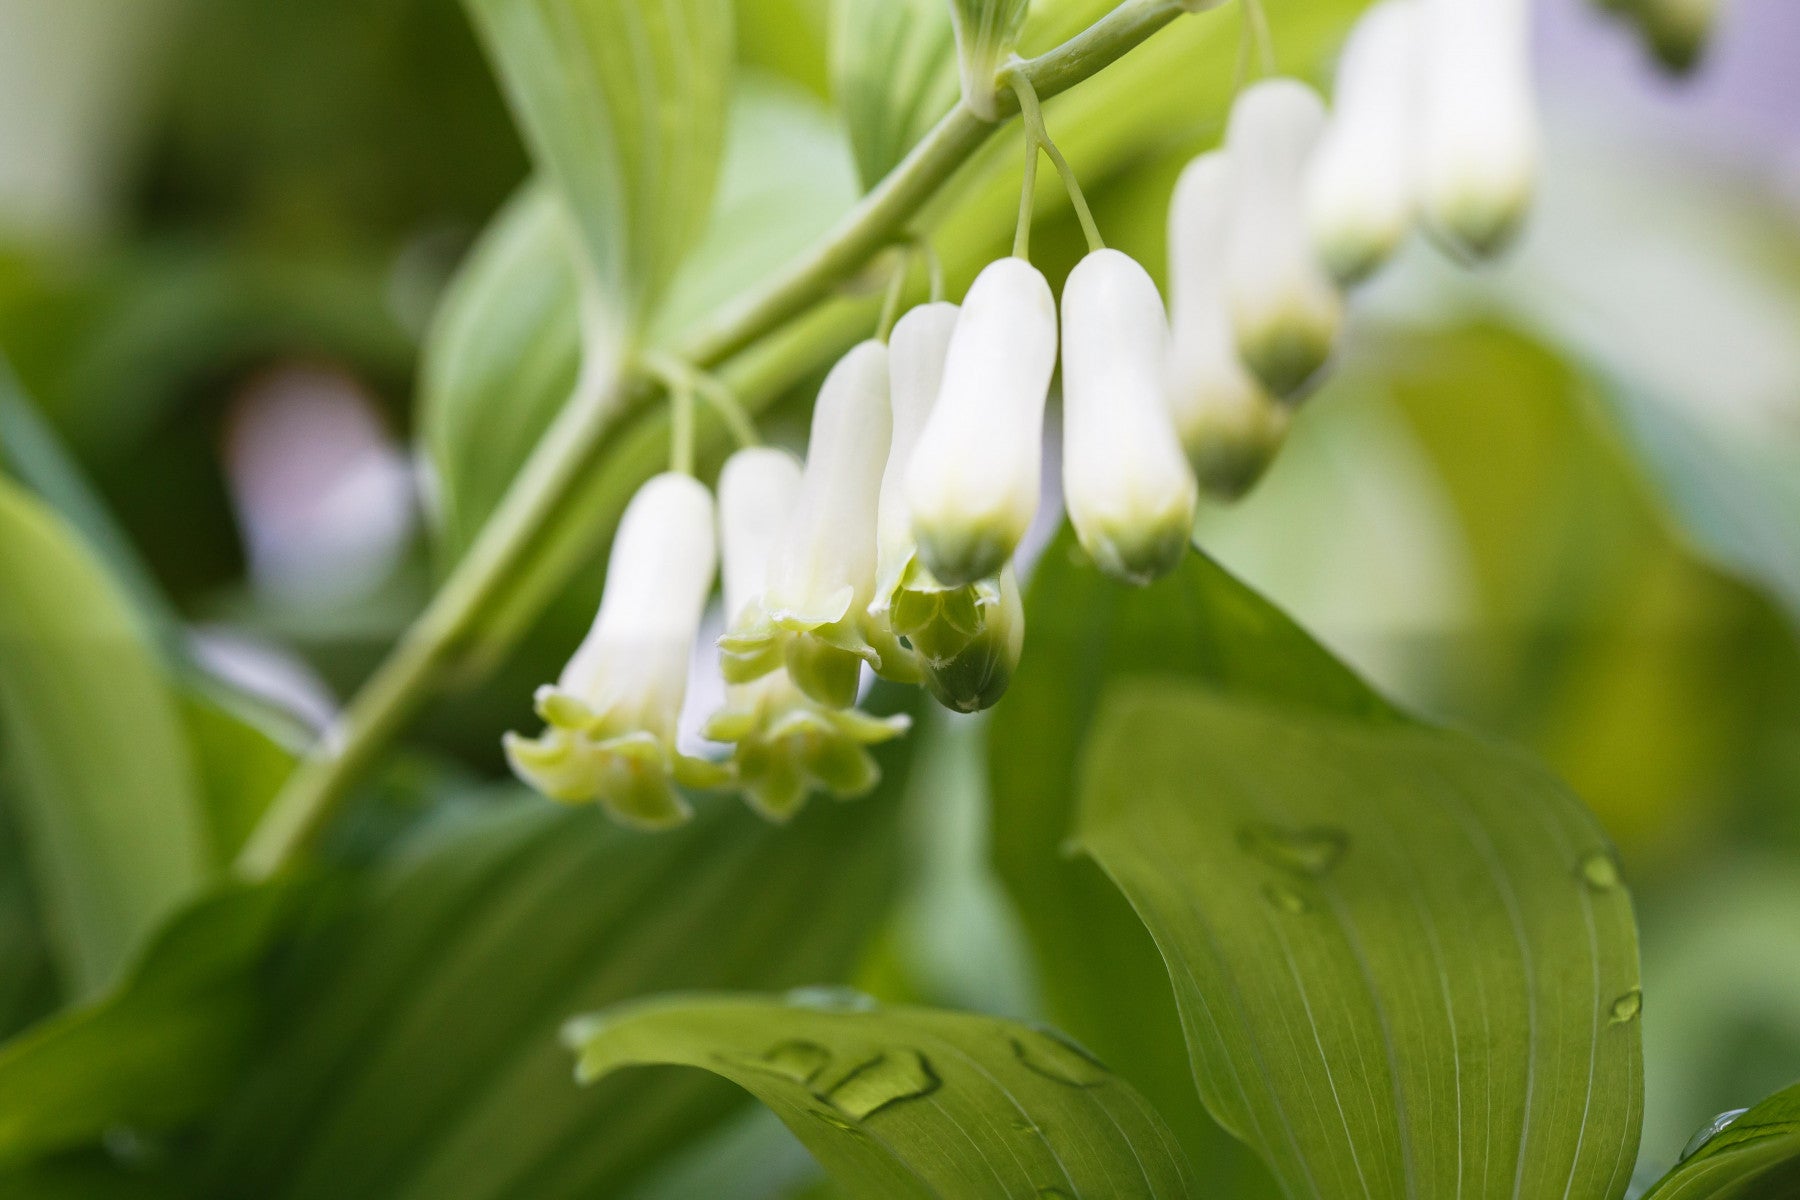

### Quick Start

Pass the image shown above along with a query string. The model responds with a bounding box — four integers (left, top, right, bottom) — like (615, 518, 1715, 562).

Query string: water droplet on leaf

(1011, 1027, 1110, 1088)
(1238, 822, 1349, 877)
(785, 985, 879, 1013)
(1608, 988, 1643, 1025)
(1579, 852, 1621, 891)
(1263, 882, 1311, 914)
(1680, 1108, 1750, 1161)
(728, 1040, 833, 1085)
(822, 1049, 940, 1119)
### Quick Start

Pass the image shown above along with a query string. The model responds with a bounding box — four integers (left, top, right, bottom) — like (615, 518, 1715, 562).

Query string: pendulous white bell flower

(705, 447, 909, 822)
(721, 340, 907, 709)
(1306, 0, 1423, 285)
(1060, 248, 1197, 585)
(1419, 0, 1538, 259)
(906, 257, 1057, 587)
(504, 471, 725, 829)
(1226, 78, 1344, 398)
(875, 302, 961, 613)
(1168, 151, 1293, 501)
(870, 301, 1022, 712)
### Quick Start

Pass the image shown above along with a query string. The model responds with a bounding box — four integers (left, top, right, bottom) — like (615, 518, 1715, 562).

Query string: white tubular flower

(1224, 78, 1339, 399)
(906, 257, 1057, 587)
(504, 472, 724, 829)
(1420, 0, 1537, 259)
(705, 447, 909, 823)
(1168, 151, 1294, 501)
(1060, 249, 1198, 586)
(722, 341, 899, 709)
(1306, 0, 1423, 285)
(875, 302, 960, 610)
(1226, 78, 1343, 399)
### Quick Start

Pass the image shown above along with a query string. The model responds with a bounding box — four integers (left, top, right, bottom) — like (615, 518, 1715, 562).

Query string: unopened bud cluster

(505, 0, 1557, 827)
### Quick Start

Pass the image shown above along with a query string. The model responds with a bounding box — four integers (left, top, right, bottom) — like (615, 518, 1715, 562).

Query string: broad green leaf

(0, 358, 179, 654)
(570, 994, 1198, 1199)
(0, 478, 208, 996)
(1641, 1081, 1800, 1200)
(178, 689, 300, 866)
(419, 181, 583, 561)
(199, 753, 912, 1200)
(1076, 680, 1644, 1200)
(738, 0, 833, 98)
(0, 882, 295, 1167)
(989, 535, 1390, 1195)
(831, 0, 959, 190)
(463, 0, 734, 339)
(0, 790, 59, 1041)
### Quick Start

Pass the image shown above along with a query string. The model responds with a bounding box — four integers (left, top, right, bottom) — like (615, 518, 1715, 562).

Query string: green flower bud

(921, 566, 1024, 713)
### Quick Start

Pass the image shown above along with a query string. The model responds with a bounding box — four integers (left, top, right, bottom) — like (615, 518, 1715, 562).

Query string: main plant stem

(236, 0, 1195, 880)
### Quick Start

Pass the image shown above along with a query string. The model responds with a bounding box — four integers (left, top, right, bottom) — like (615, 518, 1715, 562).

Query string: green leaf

(1075, 679, 1644, 1200)
(199, 761, 912, 1200)
(831, 0, 959, 190)
(178, 689, 300, 867)
(463, 0, 734, 340)
(0, 790, 59, 1042)
(419, 181, 583, 561)
(1641, 1081, 1800, 1200)
(0, 882, 295, 1167)
(989, 535, 1390, 1194)
(569, 994, 1198, 1199)
(0, 478, 209, 996)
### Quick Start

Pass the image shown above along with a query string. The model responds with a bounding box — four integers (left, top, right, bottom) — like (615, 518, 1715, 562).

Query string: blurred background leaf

(195, 718, 915, 1200)
(0, 479, 209, 997)
(462, 0, 734, 340)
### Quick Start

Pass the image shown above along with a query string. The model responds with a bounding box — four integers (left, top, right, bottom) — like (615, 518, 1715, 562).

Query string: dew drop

(785, 985, 879, 1013)
(1579, 852, 1622, 891)
(1262, 882, 1311, 915)
(1679, 1108, 1750, 1161)
(822, 1049, 940, 1120)
(811, 1108, 863, 1134)
(1608, 988, 1643, 1025)
(727, 1039, 833, 1085)
(1011, 1027, 1110, 1088)
(1238, 823, 1349, 878)
(1012, 1117, 1043, 1136)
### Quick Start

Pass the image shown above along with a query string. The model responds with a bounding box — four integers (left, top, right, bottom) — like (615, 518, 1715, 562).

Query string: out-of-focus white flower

(504, 471, 725, 828)
(906, 257, 1057, 587)
(1306, 0, 1423, 285)
(1168, 151, 1293, 501)
(1419, 0, 1537, 259)
(1060, 248, 1197, 585)
(705, 446, 908, 822)
(1226, 78, 1344, 398)
(721, 341, 907, 708)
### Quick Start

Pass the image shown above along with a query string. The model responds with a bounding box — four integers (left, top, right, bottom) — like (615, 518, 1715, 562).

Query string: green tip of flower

(1318, 229, 1402, 289)
(1237, 320, 1336, 399)
(1077, 514, 1193, 587)
(1428, 185, 1532, 263)
(1182, 399, 1291, 503)
(913, 523, 1017, 589)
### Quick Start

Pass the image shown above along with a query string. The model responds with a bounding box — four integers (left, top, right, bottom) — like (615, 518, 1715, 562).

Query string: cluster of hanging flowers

(505, 0, 1719, 828)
